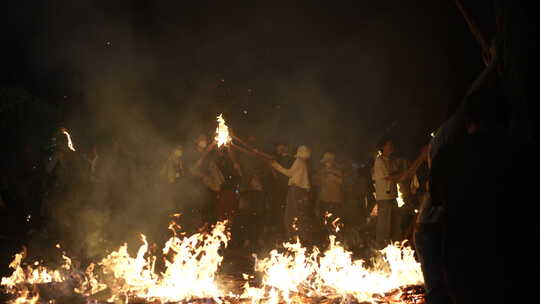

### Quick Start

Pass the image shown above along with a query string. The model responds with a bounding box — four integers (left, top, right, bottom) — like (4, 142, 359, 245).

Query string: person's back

(317, 166, 344, 204)
(238, 152, 265, 193)
(432, 133, 499, 247)
(430, 86, 535, 303)
(431, 130, 516, 303)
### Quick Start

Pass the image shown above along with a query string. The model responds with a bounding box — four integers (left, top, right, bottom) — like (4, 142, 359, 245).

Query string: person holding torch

(271, 145, 314, 245)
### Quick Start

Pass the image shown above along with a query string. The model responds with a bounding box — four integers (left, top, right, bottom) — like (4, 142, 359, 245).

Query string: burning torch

(213, 113, 273, 161)
(60, 128, 76, 151)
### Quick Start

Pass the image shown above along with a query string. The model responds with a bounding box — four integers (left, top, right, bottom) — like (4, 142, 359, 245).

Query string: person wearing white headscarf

(272, 145, 314, 243)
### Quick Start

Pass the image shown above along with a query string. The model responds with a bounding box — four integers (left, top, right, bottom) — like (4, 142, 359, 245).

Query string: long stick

(230, 143, 273, 161)
(231, 134, 275, 160)
(401, 146, 428, 181)
(454, 0, 491, 65)
(230, 142, 257, 157)
(231, 134, 257, 151)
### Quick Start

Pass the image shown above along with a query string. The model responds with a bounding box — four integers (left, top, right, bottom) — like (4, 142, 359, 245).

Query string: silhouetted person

(430, 87, 536, 304)
(214, 147, 241, 221)
(237, 135, 268, 249)
(413, 142, 450, 304)
(267, 142, 294, 242)
(158, 145, 187, 230)
(42, 129, 89, 251)
(185, 134, 221, 230)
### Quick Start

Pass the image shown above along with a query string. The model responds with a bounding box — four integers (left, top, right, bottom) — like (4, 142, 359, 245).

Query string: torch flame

(397, 183, 405, 208)
(62, 130, 76, 151)
(215, 114, 232, 147)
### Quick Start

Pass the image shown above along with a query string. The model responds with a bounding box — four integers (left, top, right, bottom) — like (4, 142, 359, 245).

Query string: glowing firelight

(397, 183, 405, 208)
(1, 218, 424, 304)
(2, 221, 230, 304)
(242, 237, 423, 304)
(215, 114, 232, 147)
(62, 130, 76, 151)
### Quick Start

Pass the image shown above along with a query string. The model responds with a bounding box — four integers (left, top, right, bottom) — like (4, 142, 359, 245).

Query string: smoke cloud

(19, 0, 484, 259)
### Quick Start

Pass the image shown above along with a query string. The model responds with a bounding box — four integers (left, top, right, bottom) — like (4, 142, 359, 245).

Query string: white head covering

(320, 152, 335, 164)
(295, 145, 311, 159)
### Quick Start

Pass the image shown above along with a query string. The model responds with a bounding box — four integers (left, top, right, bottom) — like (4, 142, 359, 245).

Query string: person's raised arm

(194, 140, 217, 169)
(272, 159, 299, 177)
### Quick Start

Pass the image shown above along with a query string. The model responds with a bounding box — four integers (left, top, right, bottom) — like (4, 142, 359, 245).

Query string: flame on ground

(215, 114, 232, 147)
(1, 249, 69, 304)
(2, 221, 230, 304)
(242, 236, 423, 304)
(1, 220, 423, 304)
(83, 221, 229, 303)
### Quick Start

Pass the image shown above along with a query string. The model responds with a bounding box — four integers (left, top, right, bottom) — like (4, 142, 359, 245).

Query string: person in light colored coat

(272, 145, 313, 244)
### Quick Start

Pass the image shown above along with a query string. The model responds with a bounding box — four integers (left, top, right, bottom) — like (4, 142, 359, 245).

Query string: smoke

(22, 0, 483, 259)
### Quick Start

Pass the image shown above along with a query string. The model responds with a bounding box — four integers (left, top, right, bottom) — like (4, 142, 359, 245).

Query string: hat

(320, 152, 336, 163)
(295, 145, 311, 159)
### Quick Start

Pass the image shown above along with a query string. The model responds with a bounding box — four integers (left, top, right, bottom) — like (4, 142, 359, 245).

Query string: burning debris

(1, 219, 424, 304)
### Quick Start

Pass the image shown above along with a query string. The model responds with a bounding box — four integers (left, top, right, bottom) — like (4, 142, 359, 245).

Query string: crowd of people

(4, 73, 535, 304)
(0, 123, 431, 261)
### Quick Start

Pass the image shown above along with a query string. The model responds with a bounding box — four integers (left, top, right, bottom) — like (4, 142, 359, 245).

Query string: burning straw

(2, 219, 424, 304)
(2, 221, 231, 304)
(242, 236, 423, 304)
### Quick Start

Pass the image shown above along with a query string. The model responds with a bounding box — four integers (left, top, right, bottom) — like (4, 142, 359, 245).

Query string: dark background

(0, 0, 510, 285)
(1, 0, 493, 163)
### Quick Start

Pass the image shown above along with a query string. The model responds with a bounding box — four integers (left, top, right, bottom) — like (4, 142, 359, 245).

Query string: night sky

(2, 0, 493, 160)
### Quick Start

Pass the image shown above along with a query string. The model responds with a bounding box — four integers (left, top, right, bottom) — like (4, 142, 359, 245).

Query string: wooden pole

(400, 145, 428, 181)
(454, 0, 492, 65)
(231, 134, 275, 160)
(230, 142, 274, 161)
